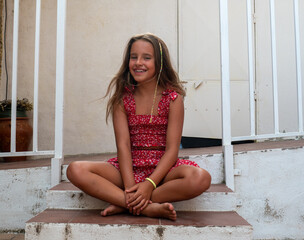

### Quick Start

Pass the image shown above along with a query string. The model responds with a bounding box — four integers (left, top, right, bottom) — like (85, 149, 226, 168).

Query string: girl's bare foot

(101, 204, 126, 217)
(142, 203, 177, 221)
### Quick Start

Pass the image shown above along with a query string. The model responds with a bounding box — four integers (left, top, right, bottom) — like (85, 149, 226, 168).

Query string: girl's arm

(113, 103, 136, 189)
(126, 94, 184, 211)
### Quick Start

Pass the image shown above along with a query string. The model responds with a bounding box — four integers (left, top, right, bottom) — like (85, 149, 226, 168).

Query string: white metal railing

(219, 0, 234, 190)
(33, 0, 41, 153)
(294, 0, 303, 133)
(269, 0, 280, 134)
(0, 0, 66, 187)
(221, 0, 303, 190)
(10, 0, 19, 153)
(52, 0, 67, 186)
(230, 0, 303, 143)
(247, 0, 256, 137)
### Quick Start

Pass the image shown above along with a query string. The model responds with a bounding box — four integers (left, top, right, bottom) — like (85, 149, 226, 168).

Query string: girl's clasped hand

(125, 180, 154, 215)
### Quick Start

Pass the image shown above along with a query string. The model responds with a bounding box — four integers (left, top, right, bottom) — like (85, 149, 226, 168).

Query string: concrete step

(61, 152, 224, 184)
(25, 209, 252, 240)
(46, 182, 236, 212)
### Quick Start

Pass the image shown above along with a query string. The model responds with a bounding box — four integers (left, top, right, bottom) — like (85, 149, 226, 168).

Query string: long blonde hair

(104, 33, 185, 122)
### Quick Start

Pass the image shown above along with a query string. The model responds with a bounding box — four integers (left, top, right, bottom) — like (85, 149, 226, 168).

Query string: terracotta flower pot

(0, 117, 33, 162)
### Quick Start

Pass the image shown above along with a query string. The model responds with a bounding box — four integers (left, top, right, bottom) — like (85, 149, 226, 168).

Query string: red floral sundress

(107, 87, 200, 183)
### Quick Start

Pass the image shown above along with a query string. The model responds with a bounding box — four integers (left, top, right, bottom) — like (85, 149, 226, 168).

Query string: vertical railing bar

(177, 0, 182, 77)
(220, 0, 231, 146)
(55, 0, 66, 160)
(10, 0, 20, 153)
(177, 0, 180, 74)
(51, 0, 67, 186)
(293, 0, 303, 132)
(219, 0, 234, 191)
(269, 0, 280, 134)
(246, 0, 256, 136)
(33, 0, 41, 152)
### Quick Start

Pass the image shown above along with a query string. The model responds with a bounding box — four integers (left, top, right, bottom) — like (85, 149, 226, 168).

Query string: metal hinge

(254, 90, 258, 101)
(252, 13, 257, 24)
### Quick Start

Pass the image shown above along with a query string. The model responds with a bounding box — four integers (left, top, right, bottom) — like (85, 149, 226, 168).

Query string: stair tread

(50, 182, 233, 193)
(2, 139, 304, 171)
(27, 209, 250, 227)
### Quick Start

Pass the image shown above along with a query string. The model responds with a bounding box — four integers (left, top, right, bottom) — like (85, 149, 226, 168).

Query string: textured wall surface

(0, 167, 50, 231)
(235, 147, 304, 239)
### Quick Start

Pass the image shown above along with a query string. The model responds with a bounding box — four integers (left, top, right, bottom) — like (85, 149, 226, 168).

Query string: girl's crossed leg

(152, 165, 211, 203)
(66, 161, 211, 220)
(66, 161, 177, 220)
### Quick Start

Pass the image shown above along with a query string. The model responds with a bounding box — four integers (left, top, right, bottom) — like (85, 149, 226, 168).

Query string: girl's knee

(199, 169, 212, 191)
(66, 161, 85, 182)
(187, 168, 211, 195)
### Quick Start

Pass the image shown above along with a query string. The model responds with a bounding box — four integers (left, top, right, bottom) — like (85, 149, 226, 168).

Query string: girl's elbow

(165, 144, 179, 155)
(116, 142, 131, 152)
(164, 147, 179, 160)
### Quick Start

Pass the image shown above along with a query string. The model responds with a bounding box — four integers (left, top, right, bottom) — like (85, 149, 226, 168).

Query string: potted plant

(0, 98, 33, 162)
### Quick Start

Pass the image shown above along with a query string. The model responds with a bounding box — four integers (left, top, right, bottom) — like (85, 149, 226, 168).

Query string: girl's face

(129, 40, 156, 84)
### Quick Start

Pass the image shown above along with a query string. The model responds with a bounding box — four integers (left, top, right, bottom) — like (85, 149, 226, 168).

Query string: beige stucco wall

(1, 0, 178, 156)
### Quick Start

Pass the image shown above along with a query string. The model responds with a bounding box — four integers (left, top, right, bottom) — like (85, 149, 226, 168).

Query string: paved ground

(0, 234, 24, 240)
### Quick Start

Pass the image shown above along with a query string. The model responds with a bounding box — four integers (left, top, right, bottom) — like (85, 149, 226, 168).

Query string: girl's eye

(144, 57, 151, 60)
(130, 56, 137, 60)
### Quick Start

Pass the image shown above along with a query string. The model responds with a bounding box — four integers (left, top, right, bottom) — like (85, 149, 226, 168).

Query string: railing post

(10, 0, 20, 154)
(293, 0, 303, 133)
(51, 0, 67, 187)
(219, 0, 234, 190)
(33, 0, 41, 152)
(269, 0, 280, 134)
(246, 0, 256, 137)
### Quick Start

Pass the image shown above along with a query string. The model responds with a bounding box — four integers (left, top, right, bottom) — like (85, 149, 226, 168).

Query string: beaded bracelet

(145, 177, 157, 189)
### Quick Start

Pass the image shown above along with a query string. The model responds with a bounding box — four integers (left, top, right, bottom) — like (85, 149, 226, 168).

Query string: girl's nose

(136, 57, 143, 65)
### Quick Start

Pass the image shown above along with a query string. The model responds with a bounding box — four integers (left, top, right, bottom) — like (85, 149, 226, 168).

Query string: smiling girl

(66, 33, 211, 221)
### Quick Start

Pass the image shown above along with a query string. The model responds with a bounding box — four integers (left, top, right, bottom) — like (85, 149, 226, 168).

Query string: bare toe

(142, 202, 177, 221)
(101, 204, 125, 217)
(164, 203, 177, 221)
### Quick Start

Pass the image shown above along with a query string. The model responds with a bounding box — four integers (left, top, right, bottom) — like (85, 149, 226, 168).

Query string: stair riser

(61, 154, 224, 184)
(46, 191, 236, 211)
(25, 223, 252, 240)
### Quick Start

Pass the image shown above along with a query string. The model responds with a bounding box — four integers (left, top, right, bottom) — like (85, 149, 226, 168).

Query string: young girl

(67, 33, 211, 221)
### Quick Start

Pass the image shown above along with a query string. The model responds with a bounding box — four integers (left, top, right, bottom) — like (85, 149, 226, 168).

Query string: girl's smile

(129, 40, 156, 84)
